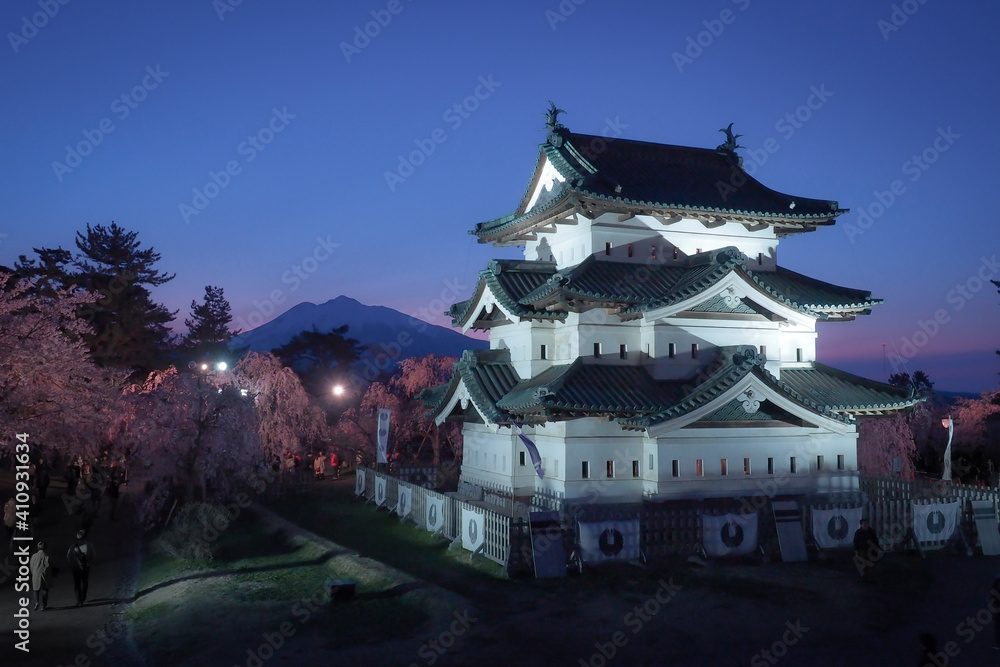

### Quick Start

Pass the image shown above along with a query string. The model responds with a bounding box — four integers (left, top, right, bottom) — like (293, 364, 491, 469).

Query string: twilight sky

(1, 0, 998, 393)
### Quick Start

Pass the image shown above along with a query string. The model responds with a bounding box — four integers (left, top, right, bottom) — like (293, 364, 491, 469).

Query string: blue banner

(515, 423, 545, 479)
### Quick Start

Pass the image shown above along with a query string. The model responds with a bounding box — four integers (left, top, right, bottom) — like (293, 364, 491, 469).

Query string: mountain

(230, 295, 486, 366)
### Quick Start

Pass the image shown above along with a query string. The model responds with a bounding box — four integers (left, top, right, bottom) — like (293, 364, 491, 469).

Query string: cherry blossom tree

(0, 272, 121, 461)
(333, 355, 461, 466)
(856, 411, 918, 478)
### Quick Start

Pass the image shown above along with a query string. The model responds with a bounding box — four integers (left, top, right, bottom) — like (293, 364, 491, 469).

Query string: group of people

(25, 530, 96, 610)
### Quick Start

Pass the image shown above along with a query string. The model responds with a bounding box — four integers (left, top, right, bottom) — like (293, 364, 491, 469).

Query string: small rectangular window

(627, 244, 633, 258)
(691, 343, 698, 359)
(671, 459, 679, 477)
(837, 454, 845, 471)
(540, 344, 547, 360)
(594, 343, 601, 358)
(673, 248, 679, 260)
(696, 459, 704, 477)
(668, 343, 676, 359)
(767, 457, 774, 475)
(696, 248, 702, 254)
(605, 242, 612, 256)
(582, 461, 590, 479)
(606, 460, 615, 478)
(816, 455, 824, 471)
(744, 458, 751, 475)
(721, 459, 728, 476)
(649, 454, 654, 470)
(759, 345, 766, 357)
(796, 348, 803, 362)
(651, 245, 657, 260)
(790, 457, 797, 474)
(758, 252, 764, 265)
(519, 451, 525, 467)
(619, 344, 627, 360)
(632, 460, 639, 478)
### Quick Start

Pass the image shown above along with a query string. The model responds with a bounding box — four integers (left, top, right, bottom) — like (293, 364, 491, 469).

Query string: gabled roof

(424, 347, 919, 429)
(474, 124, 846, 245)
(450, 248, 880, 328)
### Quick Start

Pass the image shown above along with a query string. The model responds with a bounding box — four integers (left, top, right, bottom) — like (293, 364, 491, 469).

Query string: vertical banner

(702, 513, 758, 557)
(377, 408, 390, 464)
(425, 497, 445, 533)
(810, 506, 862, 550)
(375, 475, 387, 507)
(354, 470, 367, 497)
(577, 518, 641, 564)
(462, 508, 485, 552)
(397, 485, 413, 518)
(514, 423, 545, 479)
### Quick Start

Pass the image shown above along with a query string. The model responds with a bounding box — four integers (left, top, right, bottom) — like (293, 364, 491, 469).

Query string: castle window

(696, 248, 702, 254)
(651, 245, 657, 260)
(837, 455, 845, 471)
(721, 459, 728, 476)
(744, 458, 751, 475)
(627, 244, 634, 258)
(790, 457, 797, 474)
(519, 452, 525, 467)
(594, 343, 601, 358)
(671, 460, 679, 477)
(606, 460, 615, 478)
(673, 248, 679, 260)
(650, 454, 655, 470)
(540, 344, 547, 360)
(619, 344, 627, 360)
(796, 348, 803, 362)
(691, 343, 698, 359)
(605, 242, 612, 256)
(759, 345, 766, 357)
(632, 460, 639, 478)
(582, 461, 590, 479)
(696, 459, 704, 477)
(816, 455, 824, 471)
(758, 253, 764, 265)
(668, 343, 676, 359)
(767, 457, 774, 475)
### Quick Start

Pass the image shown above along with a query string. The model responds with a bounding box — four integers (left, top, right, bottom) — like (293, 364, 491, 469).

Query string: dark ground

(3, 470, 1000, 666)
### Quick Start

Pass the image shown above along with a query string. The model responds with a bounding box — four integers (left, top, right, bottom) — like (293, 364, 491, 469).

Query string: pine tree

(183, 286, 239, 363)
(72, 222, 177, 372)
(272, 325, 362, 396)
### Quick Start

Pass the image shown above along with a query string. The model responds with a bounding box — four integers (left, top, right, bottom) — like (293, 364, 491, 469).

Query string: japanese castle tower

(424, 106, 916, 505)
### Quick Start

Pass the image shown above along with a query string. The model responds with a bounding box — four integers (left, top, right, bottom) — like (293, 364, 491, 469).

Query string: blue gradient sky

(1, 0, 997, 392)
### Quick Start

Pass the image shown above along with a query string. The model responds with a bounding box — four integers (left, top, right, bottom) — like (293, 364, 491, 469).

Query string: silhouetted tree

(272, 326, 362, 396)
(183, 286, 239, 363)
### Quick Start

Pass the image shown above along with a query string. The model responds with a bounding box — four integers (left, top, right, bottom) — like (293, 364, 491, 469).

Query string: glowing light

(216, 361, 228, 371)
(332, 385, 345, 397)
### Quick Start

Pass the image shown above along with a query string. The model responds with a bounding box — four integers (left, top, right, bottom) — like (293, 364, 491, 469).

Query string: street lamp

(332, 384, 345, 397)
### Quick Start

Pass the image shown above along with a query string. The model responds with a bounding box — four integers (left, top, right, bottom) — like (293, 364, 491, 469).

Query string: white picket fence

(356, 466, 511, 567)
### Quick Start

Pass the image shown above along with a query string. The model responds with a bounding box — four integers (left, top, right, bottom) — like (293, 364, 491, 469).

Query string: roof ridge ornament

(716, 123, 745, 153)
(544, 101, 567, 148)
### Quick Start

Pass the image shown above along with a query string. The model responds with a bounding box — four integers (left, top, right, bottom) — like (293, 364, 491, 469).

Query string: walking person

(853, 518, 881, 582)
(29, 541, 52, 611)
(314, 453, 326, 481)
(67, 529, 96, 607)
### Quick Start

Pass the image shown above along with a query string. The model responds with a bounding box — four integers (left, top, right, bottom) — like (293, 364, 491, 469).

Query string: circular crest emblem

(827, 516, 849, 541)
(468, 518, 479, 544)
(721, 520, 745, 548)
(599, 528, 625, 557)
(927, 510, 946, 534)
(428, 503, 438, 527)
(378, 428, 388, 438)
